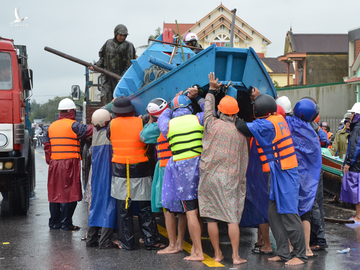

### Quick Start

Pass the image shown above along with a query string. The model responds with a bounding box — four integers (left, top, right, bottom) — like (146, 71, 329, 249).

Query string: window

(211, 33, 231, 47)
(0, 53, 13, 90)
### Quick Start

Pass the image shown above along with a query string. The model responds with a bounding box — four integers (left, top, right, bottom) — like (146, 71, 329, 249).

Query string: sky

(1, 0, 360, 104)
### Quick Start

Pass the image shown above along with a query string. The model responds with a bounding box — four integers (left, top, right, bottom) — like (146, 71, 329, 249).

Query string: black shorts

(300, 211, 312, 222)
(164, 208, 185, 215)
(181, 199, 198, 212)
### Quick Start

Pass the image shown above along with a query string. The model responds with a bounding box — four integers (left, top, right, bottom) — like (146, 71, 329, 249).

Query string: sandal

(310, 244, 327, 251)
(146, 243, 166, 250)
(99, 242, 120, 249)
(68, 225, 80, 231)
(251, 247, 273, 255)
(61, 225, 80, 231)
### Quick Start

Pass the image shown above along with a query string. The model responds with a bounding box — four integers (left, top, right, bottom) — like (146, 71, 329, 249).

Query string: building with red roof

(163, 4, 271, 56)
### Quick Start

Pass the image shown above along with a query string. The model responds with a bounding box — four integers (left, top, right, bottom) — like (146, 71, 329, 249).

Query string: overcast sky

(1, 0, 360, 104)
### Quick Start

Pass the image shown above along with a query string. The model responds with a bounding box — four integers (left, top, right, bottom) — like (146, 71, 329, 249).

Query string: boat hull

(322, 153, 343, 197)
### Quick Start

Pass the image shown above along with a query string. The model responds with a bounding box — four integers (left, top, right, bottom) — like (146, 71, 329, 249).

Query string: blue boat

(114, 35, 276, 115)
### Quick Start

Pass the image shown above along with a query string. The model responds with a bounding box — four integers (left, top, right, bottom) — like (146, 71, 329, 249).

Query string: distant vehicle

(0, 37, 35, 215)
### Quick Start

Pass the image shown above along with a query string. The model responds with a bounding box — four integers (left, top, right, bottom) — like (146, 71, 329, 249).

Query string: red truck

(0, 37, 35, 215)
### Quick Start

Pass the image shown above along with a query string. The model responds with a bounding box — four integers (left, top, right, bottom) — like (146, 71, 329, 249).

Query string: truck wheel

(8, 175, 29, 215)
(81, 143, 92, 191)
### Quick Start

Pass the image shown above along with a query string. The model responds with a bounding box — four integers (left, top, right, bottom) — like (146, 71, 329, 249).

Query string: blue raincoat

(286, 116, 321, 216)
(140, 122, 164, 213)
(158, 105, 204, 212)
(240, 140, 270, 227)
(88, 128, 117, 228)
(247, 118, 299, 214)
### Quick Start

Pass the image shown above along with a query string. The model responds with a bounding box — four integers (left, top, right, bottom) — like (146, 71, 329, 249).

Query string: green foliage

(148, 27, 161, 44)
(273, 80, 280, 88)
(29, 91, 84, 124)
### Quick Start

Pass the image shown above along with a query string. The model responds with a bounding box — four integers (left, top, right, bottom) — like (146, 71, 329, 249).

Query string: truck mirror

(21, 69, 33, 91)
(71, 85, 81, 100)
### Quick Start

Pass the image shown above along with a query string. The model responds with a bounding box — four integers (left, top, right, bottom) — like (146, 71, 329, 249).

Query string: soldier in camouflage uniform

(93, 24, 136, 105)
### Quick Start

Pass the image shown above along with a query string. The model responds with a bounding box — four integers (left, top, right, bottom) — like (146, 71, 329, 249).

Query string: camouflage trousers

(100, 75, 120, 105)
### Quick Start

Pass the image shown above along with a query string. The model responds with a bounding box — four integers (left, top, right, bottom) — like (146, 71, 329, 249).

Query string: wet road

(0, 147, 360, 270)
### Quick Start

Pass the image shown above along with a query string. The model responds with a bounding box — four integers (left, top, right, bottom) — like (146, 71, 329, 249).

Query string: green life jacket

(167, 114, 204, 161)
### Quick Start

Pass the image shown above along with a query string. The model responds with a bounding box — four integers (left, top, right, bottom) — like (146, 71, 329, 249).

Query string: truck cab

(0, 37, 35, 215)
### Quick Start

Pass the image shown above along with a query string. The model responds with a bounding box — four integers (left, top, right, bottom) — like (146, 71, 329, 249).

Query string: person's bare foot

(183, 253, 205, 261)
(213, 254, 224, 262)
(285, 257, 305, 265)
(354, 216, 360, 222)
(157, 245, 181, 254)
(306, 249, 314, 257)
(112, 240, 123, 249)
(268, 255, 284, 262)
(233, 256, 247, 265)
(176, 240, 184, 252)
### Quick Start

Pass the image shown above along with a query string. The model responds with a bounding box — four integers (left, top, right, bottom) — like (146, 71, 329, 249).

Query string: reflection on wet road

(0, 148, 359, 270)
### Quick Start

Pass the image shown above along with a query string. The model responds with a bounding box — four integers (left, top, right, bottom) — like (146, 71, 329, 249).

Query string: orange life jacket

(110, 117, 148, 164)
(48, 119, 80, 160)
(256, 114, 298, 172)
(156, 133, 172, 167)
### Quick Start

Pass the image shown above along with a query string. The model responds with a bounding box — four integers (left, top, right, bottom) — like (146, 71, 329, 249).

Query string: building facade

(278, 31, 348, 86)
(163, 4, 271, 56)
(344, 28, 360, 102)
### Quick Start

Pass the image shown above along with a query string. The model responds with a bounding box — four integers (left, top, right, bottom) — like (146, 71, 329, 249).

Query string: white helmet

(92, 109, 111, 128)
(146, 98, 168, 118)
(348, 102, 360, 114)
(276, 96, 292, 114)
(58, 98, 76, 110)
(183, 32, 198, 43)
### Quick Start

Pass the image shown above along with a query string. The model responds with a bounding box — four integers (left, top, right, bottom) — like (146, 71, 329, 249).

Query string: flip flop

(68, 225, 80, 231)
(146, 243, 166, 250)
(99, 242, 120, 249)
(251, 247, 273, 255)
(310, 245, 328, 251)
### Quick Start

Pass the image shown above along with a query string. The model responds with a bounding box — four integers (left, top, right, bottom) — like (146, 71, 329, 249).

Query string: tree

(29, 92, 84, 124)
(273, 80, 280, 88)
(148, 27, 161, 44)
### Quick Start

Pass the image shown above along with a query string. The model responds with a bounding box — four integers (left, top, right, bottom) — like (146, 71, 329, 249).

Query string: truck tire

(81, 143, 92, 191)
(8, 175, 29, 215)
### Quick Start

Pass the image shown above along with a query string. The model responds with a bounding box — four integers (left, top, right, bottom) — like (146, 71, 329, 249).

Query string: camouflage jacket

(95, 38, 136, 77)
